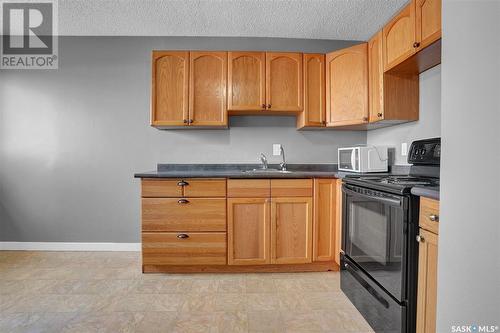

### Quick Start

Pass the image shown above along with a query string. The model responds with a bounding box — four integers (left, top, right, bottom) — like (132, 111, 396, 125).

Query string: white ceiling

(59, 0, 409, 41)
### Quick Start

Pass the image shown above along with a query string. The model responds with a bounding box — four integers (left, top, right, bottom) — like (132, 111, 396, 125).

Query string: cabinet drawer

(271, 179, 313, 197)
(141, 179, 183, 197)
(183, 179, 226, 197)
(142, 198, 226, 231)
(419, 197, 440, 234)
(142, 232, 227, 265)
(227, 179, 271, 197)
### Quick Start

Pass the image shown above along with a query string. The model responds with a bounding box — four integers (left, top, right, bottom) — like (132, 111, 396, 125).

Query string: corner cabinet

(326, 43, 369, 127)
(189, 52, 228, 126)
(151, 51, 189, 126)
(266, 52, 303, 112)
(297, 53, 326, 128)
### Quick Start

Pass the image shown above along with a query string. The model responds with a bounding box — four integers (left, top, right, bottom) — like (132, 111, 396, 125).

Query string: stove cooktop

(344, 175, 439, 194)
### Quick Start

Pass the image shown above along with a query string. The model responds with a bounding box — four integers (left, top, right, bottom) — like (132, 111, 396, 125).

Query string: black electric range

(340, 138, 440, 333)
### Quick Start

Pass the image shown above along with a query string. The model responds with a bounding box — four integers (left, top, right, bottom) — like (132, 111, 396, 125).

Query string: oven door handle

(343, 185, 403, 207)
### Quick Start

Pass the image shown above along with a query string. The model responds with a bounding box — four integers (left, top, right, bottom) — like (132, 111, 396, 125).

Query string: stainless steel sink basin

(242, 168, 292, 174)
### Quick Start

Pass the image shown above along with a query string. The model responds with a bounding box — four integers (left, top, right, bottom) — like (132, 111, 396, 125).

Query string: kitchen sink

(242, 168, 292, 174)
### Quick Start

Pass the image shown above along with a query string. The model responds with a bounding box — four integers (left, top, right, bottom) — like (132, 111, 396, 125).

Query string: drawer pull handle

(428, 214, 439, 222)
(177, 180, 189, 187)
(177, 199, 189, 204)
(177, 234, 189, 239)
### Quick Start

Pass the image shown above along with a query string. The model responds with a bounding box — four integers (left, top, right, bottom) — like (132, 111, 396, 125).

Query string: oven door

(342, 183, 408, 302)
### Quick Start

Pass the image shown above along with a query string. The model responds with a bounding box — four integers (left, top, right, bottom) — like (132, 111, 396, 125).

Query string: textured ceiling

(59, 0, 409, 41)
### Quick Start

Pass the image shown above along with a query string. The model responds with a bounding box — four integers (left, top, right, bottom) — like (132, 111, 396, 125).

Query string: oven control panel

(408, 138, 441, 165)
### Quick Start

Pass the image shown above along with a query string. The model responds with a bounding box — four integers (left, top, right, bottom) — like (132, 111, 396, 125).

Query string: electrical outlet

(273, 144, 282, 156)
(401, 143, 408, 156)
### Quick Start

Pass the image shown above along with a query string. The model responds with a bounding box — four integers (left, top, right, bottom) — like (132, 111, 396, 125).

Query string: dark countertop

(134, 163, 410, 179)
(411, 186, 440, 200)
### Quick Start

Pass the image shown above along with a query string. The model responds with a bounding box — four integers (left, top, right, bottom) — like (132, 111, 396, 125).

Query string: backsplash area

(367, 65, 441, 165)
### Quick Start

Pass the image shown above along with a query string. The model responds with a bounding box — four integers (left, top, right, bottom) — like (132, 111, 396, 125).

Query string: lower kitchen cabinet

(313, 179, 337, 262)
(416, 197, 440, 333)
(227, 198, 271, 265)
(272, 197, 313, 264)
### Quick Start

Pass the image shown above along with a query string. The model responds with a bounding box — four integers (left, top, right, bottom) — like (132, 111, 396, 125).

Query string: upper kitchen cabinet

(415, 0, 442, 49)
(266, 52, 303, 112)
(227, 52, 266, 112)
(368, 31, 419, 125)
(297, 53, 326, 128)
(151, 51, 189, 126)
(326, 43, 368, 127)
(189, 51, 228, 126)
(383, 3, 416, 71)
(383, 0, 442, 74)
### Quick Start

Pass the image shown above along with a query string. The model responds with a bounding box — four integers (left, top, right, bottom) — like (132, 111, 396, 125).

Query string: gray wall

(437, 1, 500, 330)
(0, 36, 365, 242)
(367, 65, 441, 165)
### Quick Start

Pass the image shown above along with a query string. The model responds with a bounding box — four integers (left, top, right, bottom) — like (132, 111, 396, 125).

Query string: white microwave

(338, 146, 388, 173)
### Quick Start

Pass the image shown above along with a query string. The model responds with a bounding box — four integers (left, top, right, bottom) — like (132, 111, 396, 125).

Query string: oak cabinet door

(151, 51, 189, 126)
(313, 179, 336, 262)
(227, 198, 271, 265)
(326, 43, 368, 127)
(416, 228, 438, 333)
(189, 51, 228, 126)
(383, 3, 417, 71)
(271, 197, 313, 264)
(228, 52, 266, 111)
(416, 0, 441, 49)
(297, 54, 325, 128)
(368, 31, 385, 123)
(266, 52, 303, 112)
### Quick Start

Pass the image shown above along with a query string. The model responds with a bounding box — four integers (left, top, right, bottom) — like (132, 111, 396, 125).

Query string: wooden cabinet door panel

(189, 51, 228, 126)
(368, 31, 385, 123)
(228, 198, 271, 265)
(313, 179, 336, 262)
(151, 51, 189, 126)
(272, 197, 313, 264)
(266, 52, 303, 111)
(142, 198, 226, 232)
(326, 43, 368, 127)
(299, 54, 325, 127)
(334, 179, 343, 266)
(142, 232, 227, 265)
(383, 3, 416, 71)
(416, 228, 438, 333)
(416, 0, 441, 49)
(228, 52, 266, 111)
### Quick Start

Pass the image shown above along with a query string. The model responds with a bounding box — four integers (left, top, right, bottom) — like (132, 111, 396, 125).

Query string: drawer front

(141, 179, 183, 197)
(227, 179, 271, 197)
(271, 179, 313, 197)
(183, 179, 227, 197)
(142, 198, 226, 231)
(142, 232, 227, 265)
(419, 197, 440, 234)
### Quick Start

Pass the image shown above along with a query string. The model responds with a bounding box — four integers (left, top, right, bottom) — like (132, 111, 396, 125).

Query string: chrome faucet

(260, 153, 268, 169)
(279, 146, 287, 171)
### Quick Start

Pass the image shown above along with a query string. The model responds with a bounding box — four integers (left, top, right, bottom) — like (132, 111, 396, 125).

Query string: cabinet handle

(177, 180, 189, 187)
(177, 199, 189, 204)
(429, 214, 439, 222)
(183, 119, 188, 124)
(377, 113, 383, 118)
(262, 104, 266, 109)
(416, 235, 425, 243)
(267, 104, 271, 109)
(363, 117, 368, 122)
(177, 233, 189, 239)
(413, 42, 420, 48)
(188, 119, 194, 124)
(322, 121, 327, 125)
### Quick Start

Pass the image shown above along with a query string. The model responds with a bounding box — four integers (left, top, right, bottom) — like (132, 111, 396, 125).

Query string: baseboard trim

(0, 242, 141, 251)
